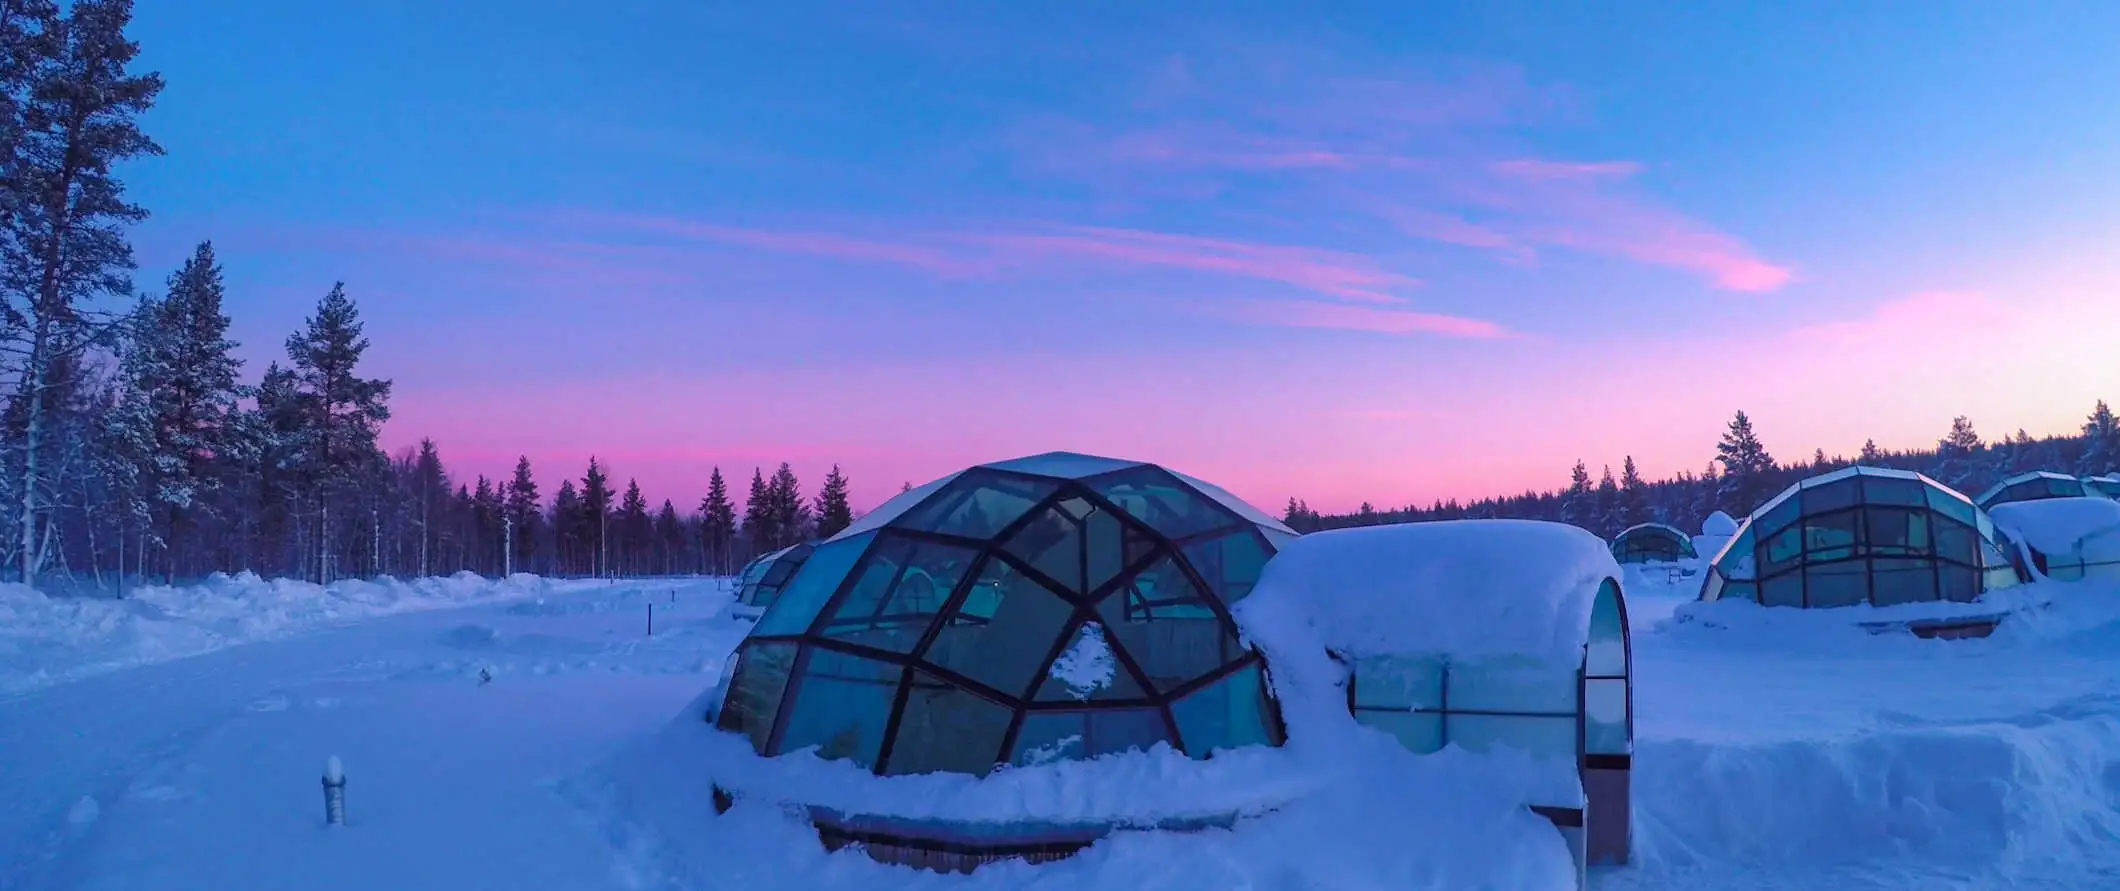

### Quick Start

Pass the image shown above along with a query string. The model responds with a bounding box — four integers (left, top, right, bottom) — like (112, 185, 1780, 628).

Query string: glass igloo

(1974, 471, 2090, 510)
(716, 452, 1296, 776)
(1608, 523, 1696, 564)
(736, 542, 814, 609)
(1699, 467, 2021, 608)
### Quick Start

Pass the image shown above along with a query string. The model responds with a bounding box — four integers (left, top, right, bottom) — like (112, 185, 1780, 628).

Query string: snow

(325, 755, 343, 782)
(1049, 621, 1116, 699)
(1241, 519, 1621, 665)
(1702, 511, 1739, 537)
(1989, 496, 2120, 555)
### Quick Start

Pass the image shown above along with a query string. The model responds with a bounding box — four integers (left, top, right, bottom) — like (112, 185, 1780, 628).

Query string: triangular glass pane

(1165, 469, 1297, 536)
(898, 471, 1061, 541)
(773, 647, 904, 768)
(1096, 556, 1241, 694)
(1002, 506, 1085, 595)
(1170, 661, 1276, 756)
(920, 556, 1078, 699)
(815, 535, 979, 653)
(983, 452, 1147, 481)
(832, 471, 962, 541)
(1086, 506, 1125, 594)
(1087, 466, 1240, 540)
(1180, 529, 1272, 605)
(1010, 709, 1175, 766)
(753, 533, 872, 637)
(1033, 620, 1145, 702)
(884, 671, 1014, 776)
(715, 642, 798, 754)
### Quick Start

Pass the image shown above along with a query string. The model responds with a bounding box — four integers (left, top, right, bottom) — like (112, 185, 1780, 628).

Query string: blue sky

(121, 1, 2120, 511)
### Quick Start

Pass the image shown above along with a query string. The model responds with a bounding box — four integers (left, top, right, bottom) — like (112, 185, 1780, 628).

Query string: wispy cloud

(1789, 291, 2005, 346)
(1487, 158, 1643, 182)
(1216, 297, 1513, 339)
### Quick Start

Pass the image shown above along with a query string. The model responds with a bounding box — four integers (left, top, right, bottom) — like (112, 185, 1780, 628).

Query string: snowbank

(1990, 496, 2120, 556)
(1241, 520, 1620, 665)
(0, 572, 566, 694)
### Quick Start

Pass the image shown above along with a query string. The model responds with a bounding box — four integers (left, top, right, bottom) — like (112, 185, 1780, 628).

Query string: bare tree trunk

(16, 335, 46, 585)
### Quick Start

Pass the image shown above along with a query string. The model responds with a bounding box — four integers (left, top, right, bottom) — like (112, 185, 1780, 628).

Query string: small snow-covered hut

(1990, 497, 2120, 583)
(1975, 471, 2090, 510)
(1243, 520, 1633, 880)
(1609, 523, 1696, 565)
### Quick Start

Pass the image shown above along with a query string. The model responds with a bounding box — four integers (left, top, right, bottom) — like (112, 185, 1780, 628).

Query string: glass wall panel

(753, 533, 872, 637)
(1724, 580, 1757, 601)
(1351, 655, 1443, 710)
(983, 453, 1143, 480)
(1171, 662, 1274, 753)
(1870, 558, 1938, 606)
(717, 642, 798, 753)
(1866, 477, 1927, 506)
(1865, 508, 1930, 556)
(1354, 710, 1443, 754)
(1584, 678, 1629, 756)
(1033, 621, 1147, 702)
(1010, 709, 1173, 766)
(1181, 530, 1273, 604)
(885, 673, 1014, 775)
(899, 472, 1059, 540)
(1757, 497, 1803, 535)
(1098, 557, 1238, 694)
(817, 537, 977, 652)
(1448, 714, 1577, 759)
(1802, 511, 1862, 562)
(1586, 581, 1627, 677)
(1761, 573, 1803, 607)
(1805, 560, 1870, 608)
(924, 558, 1076, 697)
(1002, 506, 1085, 595)
(1926, 487, 1978, 525)
(1448, 656, 1578, 715)
(1939, 565, 1980, 602)
(773, 648, 902, 767)
(1803, 478, 1863, 514)
(1085, 507, 1125, 593)
(1088, 467, 1239, 539)
(1934, 520, 1979, 565)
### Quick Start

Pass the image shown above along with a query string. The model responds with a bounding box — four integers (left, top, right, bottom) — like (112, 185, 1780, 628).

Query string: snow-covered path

(0, 578, 746, 891)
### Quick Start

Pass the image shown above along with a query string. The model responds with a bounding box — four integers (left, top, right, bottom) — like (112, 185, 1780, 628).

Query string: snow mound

(1990, 497, 2120, 555)
(1242, 520, 1619, 665)
(0, 572, 564, 694)
(1702, 511, 1739, 537)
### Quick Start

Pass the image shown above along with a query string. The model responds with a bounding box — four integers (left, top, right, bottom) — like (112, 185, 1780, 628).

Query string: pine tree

(1594, 465, 1621, 537)
(769, 463, 809, 545)
(2079, 400, 2118, 475)
(697, 466, 736, 575)
(654, 499, 682, 575)
(503, 455, 539, 573)
(1618, 456, 1647, 527)
(5, 0, 163, 585)
(1936, 416, 1984, 489)
(284, 283, 392, 582)
(581, 458, 613, 576)
(813, 464, 853, 539)
(471, 475, 501, 575)
(1283, 497, 1303, 525)
(1812, 448, 1828, 470)
(410, 439, 446, 576)
(1858, 438, 1883, 466)
(742, 467, 775, 555)
(1561, 460, 1593, 528)
(551, 479, 583, 575)
(619, 479, 649, 576)
(1715, 411, 1776, 515)
(1695, 461, 1722, 521)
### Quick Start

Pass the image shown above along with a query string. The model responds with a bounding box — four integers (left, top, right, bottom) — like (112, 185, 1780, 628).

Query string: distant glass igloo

(1608, 523, 1696, 564)
(736, 542, 815, 609)
(1699, 467, 2021, 608)
(1974, 471, 2090, 510)
(715, 452, 1297, 776)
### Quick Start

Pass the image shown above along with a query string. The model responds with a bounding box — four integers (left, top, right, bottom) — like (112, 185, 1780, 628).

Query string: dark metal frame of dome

(719, 460, 1288, 775)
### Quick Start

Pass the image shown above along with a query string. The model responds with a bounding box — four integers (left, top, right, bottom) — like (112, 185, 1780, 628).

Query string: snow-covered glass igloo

(1608, 523, 1696, 564)
(2081, 474, 2120, 500)
(737, 542, 815, 609)
(1699, 467, 2021, 615)
(1974, 471, 2090, 510)
(716, 451, 1296, 778)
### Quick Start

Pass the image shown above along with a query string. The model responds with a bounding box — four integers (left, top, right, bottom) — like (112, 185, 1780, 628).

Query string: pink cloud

(592, 213, 992, 278)
(1488, 158, 1643, 182)
(971, 226, 1418, 303)
(1216, 297, 1512, 339)
(1789, 291, 2006, 346)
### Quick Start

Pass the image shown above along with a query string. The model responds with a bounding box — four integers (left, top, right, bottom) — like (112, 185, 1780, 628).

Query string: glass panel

(716, 642, 797, 753)
(1584, 678, 1629, 756)
(1448, 656, 1578, 714)
(1870, 558, 1938, 606)
(1172, 662, 1275, 754)
(899, 472, 1061, 540)
(1976, 512, 1996, 542)
(1803, 511, 1862, 562)
(773, 648, 902, 767)
(1939, 565, 1980, 602)
(1034, 621, 1146, 702)
(922, 557, 1076, 699)
(1089, 466, 1240, 539)
(1926, 486, 1978, 525)
(1802, 478, 1863, 514)
(1098, 556, 1239, 693)
(816, 536, 978, 653)
(753, 533, 872, 637)
(1724, 580, 1757, 602)
(1448, 714, 1577, 759)
(1866, 476, 1927, 507)
(1167, 468, 1299, 535)
(1865, 508, 1929, 557)
(1085, 506, 1126, 594)
(1586, 580, 1626, 677)
(1001, 505, 1085, 595)
(1181, 529, 1273, 605)
(1934, 519, 1978, 565)
(1010, 709, 1173, 766)
(1760, 573, 1803, 608)
(1700, 573, 1725, 601)
(884, 673, 1014, 775)
(1762, 526, 1804, 575)
(1355, 709, 1443, 754)
(1351, 655, 1442, 710)
(983, 452, 1145, 480)
(1804, 560, 1869, 609)
(1756, 496, 1802, 535)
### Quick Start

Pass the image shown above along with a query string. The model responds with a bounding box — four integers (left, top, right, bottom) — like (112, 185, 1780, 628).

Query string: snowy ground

(2, 567, 2118, 890)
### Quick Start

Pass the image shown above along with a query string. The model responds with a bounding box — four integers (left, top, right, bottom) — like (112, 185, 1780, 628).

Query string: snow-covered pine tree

(814, 464, 853, 539)
(1935, 416, 1984, 490)
(1715, 411, 1776, 515)
(3, 0, 163, 586)
(283, 284, 391, 582)
(619, 479, 650, 576)
(1619, 456, 1647, 527)
(410, 439, 446, 576)
(2078, 400, 2118, 475)
(581, 458, 614, 577)
(1560, 460, 1593, 528)
(1593, 466, 1620, 537)
(504, 456, 539, 572)
(472, 475, 501, 575)
(697, 466, 735, 574)
(742, 467, 775, 555)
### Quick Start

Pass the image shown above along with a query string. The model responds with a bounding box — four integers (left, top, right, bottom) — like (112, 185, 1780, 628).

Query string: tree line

(1286, 404, 2120, 540)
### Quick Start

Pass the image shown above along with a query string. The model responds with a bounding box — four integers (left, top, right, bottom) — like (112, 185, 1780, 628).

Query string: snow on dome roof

(1242, 520, 1620, 665)
(1989, 497, 2120, 556)
(1701, 511, 1738, 537)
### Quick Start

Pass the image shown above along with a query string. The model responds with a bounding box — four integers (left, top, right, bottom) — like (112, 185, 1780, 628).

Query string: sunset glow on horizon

(126, 2, 2120, 515)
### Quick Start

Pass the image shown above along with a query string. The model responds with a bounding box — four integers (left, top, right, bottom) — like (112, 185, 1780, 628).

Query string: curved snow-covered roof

(1989, 497, 2120, 556)
(1701, 511, 1738, 538)
(1610, 523, 1696, 564)
(1974, 471, 2090, 510)
(1243, 520, 1620, 665)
